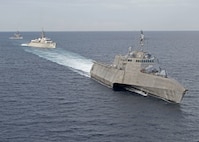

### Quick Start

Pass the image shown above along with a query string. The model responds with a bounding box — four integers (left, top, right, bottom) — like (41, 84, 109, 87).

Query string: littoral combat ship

(90, 31, 187, 103)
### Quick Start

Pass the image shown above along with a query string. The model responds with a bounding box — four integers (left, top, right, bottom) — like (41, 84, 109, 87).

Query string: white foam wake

(23, 47, 93, 77)
(21, 43, 28, 46)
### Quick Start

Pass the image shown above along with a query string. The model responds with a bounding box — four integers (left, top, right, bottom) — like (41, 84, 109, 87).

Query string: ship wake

(23, 47, 93, 77)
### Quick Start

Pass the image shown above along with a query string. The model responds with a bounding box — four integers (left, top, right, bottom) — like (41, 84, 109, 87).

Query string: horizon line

(1, 30, 199, 32)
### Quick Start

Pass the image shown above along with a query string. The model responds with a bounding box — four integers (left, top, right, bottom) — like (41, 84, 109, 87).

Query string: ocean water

(0, 31, 199, 142)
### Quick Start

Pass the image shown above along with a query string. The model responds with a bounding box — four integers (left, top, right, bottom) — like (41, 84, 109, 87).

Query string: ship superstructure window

(136, 60, 154, 63)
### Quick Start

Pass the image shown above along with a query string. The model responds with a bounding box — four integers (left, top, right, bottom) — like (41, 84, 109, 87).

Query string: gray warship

(27, 30, 56, 48)
(9, 31, 23, 40)
(90, 31, 187, 103)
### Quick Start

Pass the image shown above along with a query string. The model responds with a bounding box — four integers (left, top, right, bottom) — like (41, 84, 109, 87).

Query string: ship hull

(90, 62, 186, 103)
(27, 42, 56, 48)
(9, 37, 23, 40)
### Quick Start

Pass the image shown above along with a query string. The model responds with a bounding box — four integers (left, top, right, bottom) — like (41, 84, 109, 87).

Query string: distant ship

(27, 31, 56, 48)
(9, 31, 23, 40)
(90, 31, 187, 103)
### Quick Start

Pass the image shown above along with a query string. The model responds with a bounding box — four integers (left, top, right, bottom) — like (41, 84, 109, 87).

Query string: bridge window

(136, 60, 154, 63)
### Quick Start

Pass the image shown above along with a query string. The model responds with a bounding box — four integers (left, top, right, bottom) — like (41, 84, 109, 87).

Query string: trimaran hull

(90, 62, 186, 103)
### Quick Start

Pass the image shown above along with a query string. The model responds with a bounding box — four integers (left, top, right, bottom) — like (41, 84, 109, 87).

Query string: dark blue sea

(0, 31, 199, 142)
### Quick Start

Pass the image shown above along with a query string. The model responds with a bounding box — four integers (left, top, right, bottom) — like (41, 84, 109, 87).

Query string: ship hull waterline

(27, 43, 56, 48)
(90, 62, 187, 103)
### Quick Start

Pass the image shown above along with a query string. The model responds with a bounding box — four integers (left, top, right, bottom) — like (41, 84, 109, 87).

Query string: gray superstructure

(90, 31, 187, 103)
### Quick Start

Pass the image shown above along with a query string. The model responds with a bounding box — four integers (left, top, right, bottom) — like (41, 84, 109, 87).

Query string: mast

(140, 30, 144, 50)
(41, 28, 45, 38)
(41, 30, 45, 38)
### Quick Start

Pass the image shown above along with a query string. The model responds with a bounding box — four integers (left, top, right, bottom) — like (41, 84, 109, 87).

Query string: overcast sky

(1, 0, 199, 31)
